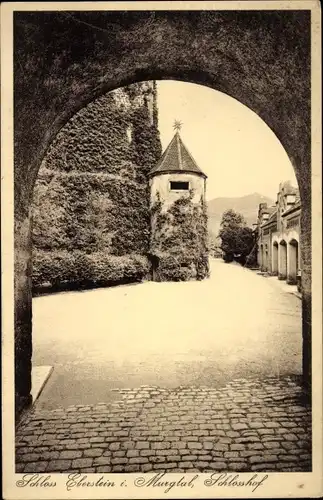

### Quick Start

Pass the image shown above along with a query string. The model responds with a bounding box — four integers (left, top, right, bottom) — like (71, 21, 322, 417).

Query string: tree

(219, 209, 255, 265)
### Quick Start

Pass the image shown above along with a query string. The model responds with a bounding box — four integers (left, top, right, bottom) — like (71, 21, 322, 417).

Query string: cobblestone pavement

(16, 376, 311, 473)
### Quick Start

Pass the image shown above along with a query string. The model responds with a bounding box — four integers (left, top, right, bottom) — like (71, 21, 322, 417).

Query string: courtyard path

(32, 258, 302, 409)
(16, 259, 310, 473)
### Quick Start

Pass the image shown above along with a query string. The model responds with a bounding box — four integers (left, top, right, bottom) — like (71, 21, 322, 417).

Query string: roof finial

(173, 120, 183, 132)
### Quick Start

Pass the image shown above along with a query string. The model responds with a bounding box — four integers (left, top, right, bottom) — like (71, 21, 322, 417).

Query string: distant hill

(207, 192, 275, 238)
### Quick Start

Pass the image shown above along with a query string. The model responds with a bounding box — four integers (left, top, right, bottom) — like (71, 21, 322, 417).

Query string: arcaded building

(257, 181, 301, 287)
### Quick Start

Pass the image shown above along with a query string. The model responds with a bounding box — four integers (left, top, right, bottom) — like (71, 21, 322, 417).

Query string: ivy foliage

(150, 190, 209, 281)
(32, 81, 161, 291)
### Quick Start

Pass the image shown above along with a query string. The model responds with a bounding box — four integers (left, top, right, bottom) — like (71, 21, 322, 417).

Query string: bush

(32, 250, 150, 293)
(196, 253, 210, 280)
(156, 254, 195, 282)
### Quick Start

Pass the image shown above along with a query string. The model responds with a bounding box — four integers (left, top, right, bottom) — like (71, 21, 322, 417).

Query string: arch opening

(287, 238, 299, 285)
(272, 241, 279, 275)
(12, 8, 312, 416)
(27, 77, 304, 410)
(278, 240, 288, 280)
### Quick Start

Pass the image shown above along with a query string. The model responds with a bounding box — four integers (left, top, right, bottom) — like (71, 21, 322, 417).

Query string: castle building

(257, 181, 301, 288)
(148, 124, 209, 282)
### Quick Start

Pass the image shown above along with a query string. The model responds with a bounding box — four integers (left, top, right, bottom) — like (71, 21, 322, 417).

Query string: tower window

(170, 181, 189, 191)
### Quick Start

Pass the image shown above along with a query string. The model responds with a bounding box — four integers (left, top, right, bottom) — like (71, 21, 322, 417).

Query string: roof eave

(148, 169, 207, 179)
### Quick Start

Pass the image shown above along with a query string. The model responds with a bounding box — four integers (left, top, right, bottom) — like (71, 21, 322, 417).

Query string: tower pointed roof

(149, 131, 207, 178)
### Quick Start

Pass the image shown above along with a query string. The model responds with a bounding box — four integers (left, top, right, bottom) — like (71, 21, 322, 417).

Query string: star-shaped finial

(173, 120, 183, 132)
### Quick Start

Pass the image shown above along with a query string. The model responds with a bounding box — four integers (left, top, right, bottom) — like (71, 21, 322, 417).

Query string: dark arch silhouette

(13, 9, 312, 414)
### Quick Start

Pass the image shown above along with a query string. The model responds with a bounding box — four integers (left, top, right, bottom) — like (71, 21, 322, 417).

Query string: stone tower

(149, 126, 207, 208)
(148, 124, 209, 282)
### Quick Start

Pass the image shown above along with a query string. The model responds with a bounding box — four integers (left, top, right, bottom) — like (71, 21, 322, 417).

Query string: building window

(170, 181, 189, 191)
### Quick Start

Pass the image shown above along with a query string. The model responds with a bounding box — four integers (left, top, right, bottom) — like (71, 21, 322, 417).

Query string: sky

(156, 81, 297, 202)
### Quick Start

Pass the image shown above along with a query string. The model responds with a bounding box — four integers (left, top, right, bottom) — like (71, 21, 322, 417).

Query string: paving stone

(109, 442, 120, 451)
(140, 449, 156, 457)
(224, 451, 240, 458)
(89, 437, 104, 443)
(228, 461, 249, 470)
(248, 443, 264, 450)
(141, 463, 153, 472)
(15, 463, 25, 473)
(179, 461, 194, 468)
(279, 454, 299, 462)
(72, 458, 93, 468)
(48, 459, 72, 471)
(111, 457, 128, 465)
(59, 450, 82, 459)
(154, 462, 177, 469)
(232, 423, 248, 431)
(257, 428, 275, 435)
(230, 444, 245, 451)
(249, 422, 264, 429)
(19, 453, 41, 463)
(250, 463, 277, 471)
(264, 421, 280, 428)
(213, 443, 229, 451)
(96, 466, 112, 472)
(227, 431, 240, 437)
(126, 449, 139, 458)
(121, 441, 135, 450)
(135, 441, 149, 450)
(181, 454, 198, 461)
(24, 461, 48, 472)
(171, 441, 187, 449)
(249, 454, 278, 464)
(264, 441, 281, 449)
(151, 442, 170, 450)
(284, 433, 298, 441)
(202, 441, 214, 450)
(210, 461, 227, 470)
(83, 448, 104, 458)
(187, 442, 202, 450)
(218, 437, 232, 444)
(129, 457, 149, 464)
(194, 460, 210, 468)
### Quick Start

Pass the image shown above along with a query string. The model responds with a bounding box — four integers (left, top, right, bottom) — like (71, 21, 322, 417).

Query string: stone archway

(272, 241, 279, 276)
(12, 9, 312, 413)
(278, 240, 288, 280)
(288, 239, 299, 285)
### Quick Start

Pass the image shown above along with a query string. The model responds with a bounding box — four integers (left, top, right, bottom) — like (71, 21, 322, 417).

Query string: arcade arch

(279, 240, 288, 280)
(288, 238, 300, 285)
(272, 241, 279, 275)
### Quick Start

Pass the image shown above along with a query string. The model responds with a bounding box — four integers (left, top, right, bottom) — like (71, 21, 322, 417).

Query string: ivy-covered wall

(32, 81, 162, 293)
(150, 191, 209, 281)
